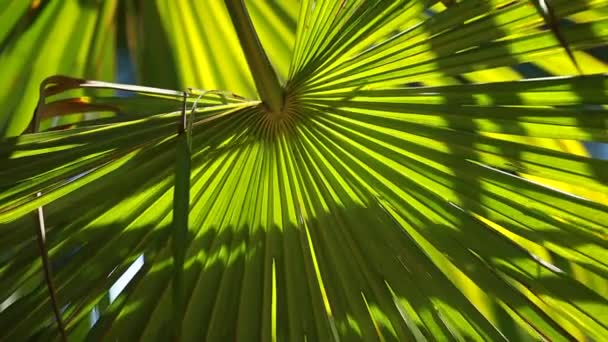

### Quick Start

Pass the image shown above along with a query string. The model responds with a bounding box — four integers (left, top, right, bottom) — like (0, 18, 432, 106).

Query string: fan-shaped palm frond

(1, 0, 608, 341)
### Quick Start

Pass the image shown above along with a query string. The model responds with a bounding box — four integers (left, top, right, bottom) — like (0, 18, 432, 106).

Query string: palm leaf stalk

(1, 0, 608, 341)
(224, 0, 285, 113)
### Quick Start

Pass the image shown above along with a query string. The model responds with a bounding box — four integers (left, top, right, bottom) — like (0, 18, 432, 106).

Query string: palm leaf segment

(1, 0, 608, 340)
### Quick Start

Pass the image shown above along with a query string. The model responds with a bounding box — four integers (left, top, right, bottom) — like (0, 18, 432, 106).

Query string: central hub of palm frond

(261, 92, 300, 133)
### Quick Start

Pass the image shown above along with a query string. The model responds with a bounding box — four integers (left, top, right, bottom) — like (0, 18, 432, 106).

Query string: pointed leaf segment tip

(533, 0, 582, 74)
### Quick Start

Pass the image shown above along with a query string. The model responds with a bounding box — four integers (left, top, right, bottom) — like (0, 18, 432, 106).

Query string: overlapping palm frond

(0, 0, 296, 136)
(1, 0, 608, 341)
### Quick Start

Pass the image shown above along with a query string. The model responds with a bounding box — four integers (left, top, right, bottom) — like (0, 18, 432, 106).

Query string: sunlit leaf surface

(1, 0, 608, 341)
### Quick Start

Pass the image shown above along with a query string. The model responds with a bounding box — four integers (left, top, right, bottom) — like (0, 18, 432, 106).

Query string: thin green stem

(171, 94, 191, 340)
(224, 0, 284, 113)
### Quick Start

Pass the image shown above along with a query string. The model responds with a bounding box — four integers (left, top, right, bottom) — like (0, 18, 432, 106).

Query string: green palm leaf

(1, 0, 608, 341)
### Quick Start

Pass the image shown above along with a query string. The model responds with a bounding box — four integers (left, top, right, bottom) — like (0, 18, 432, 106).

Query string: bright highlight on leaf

(1, 0, 608, 341)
